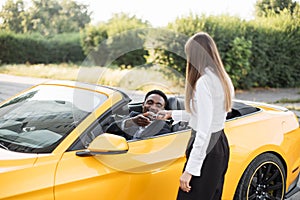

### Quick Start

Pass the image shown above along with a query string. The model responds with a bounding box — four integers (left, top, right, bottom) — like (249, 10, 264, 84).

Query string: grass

(0, 63, 185, 94)
(273, 98, 300, 111)
(274, 98, 300, 104)
(0, 63, 79, 80)
(285, 105, 300, 111)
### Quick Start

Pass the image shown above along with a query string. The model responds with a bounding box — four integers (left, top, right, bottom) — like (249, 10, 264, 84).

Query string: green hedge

(80, 14, 150, 68)
(244, 15, 300, 88)
(0, 32, 85, 64)
(1, 13, 299, 89)
(158, 14, 300, 88)
(153, 15, 253, 88)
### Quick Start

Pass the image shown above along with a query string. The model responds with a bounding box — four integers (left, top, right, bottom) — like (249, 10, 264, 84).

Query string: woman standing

(159, 32, 234, 199)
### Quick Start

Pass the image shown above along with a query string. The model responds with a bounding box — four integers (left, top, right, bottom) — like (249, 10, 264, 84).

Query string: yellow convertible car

(0, 81, 300, 200)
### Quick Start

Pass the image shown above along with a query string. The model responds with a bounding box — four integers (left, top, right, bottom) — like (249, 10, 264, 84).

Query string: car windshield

(0, 85, 107, 153)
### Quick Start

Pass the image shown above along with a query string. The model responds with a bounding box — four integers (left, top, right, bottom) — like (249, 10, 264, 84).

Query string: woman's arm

(156, 110, 190, 122)
(185, 78, 213, 176)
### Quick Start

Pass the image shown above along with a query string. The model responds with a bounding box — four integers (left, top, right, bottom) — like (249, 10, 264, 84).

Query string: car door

(0, 151, 60, 200)
(54, 113, 191, 200)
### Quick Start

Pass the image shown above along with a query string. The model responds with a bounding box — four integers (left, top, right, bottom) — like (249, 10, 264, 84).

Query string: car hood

(0, 148, 38, 173)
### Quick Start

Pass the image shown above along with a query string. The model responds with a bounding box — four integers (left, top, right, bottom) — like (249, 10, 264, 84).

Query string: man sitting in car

(105, 89, 172, 140)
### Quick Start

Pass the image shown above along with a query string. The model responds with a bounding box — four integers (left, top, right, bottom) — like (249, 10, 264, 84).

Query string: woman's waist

(189, 120, 225, 132)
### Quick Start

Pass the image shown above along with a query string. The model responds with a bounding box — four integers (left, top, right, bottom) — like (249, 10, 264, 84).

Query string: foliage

(0, 0, 26, 33)
(148, 28, 187, 73)
(0, 0, 91, 35)
(244, 12, 300, 88)
(80, 24, 109, 66)
(255, 0, 299, 17)
(80, 13, 150, 67)
(0, 31, 85, 64)
(224, 37, 252, 89)
(47, 33, 85, 63)
(1, 1, 300, 89)
(153, 15, 251, 88)
(154, 13, 299, 88)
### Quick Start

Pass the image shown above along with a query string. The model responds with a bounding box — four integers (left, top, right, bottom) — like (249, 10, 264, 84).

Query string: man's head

(142, 90, 168, 114)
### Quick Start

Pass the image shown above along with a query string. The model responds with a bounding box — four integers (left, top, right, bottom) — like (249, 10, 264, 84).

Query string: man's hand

(131, 114, 151, 127)
(143, 111, 157, 121)
(156, 110, 172, 120)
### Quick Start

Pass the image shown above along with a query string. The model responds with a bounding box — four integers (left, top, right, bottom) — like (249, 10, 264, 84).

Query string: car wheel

(234, 153, 286, 200)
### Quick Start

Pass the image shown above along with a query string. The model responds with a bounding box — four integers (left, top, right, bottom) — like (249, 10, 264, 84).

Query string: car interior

(125, 97, 261, 134)
(128, 96, 261, 120)
(70, 96, 262, 150)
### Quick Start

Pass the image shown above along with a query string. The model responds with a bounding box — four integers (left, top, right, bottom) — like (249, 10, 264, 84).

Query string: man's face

(142, 94, 166, 114)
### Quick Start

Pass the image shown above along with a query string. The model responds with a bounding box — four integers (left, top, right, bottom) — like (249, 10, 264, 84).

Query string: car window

(0, 85, 107, 153)
(68, 103, 130, 151)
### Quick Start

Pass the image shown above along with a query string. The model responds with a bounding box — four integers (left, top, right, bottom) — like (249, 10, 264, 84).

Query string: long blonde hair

(184, 32, 232, 113)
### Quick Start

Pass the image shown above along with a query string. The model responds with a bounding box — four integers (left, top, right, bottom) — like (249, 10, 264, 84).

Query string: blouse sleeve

(171, 110, 190, 122)
(185, 78, 213, 176)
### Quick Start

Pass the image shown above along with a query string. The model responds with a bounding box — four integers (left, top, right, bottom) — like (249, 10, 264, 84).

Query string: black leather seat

(167, 97, 190, 132)
(167, 96, 185, 110)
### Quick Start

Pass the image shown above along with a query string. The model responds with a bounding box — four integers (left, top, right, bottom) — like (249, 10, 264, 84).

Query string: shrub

(80, 13, 150, 68)
(0, 32, 85, 64)
(154, 14, 300, 88)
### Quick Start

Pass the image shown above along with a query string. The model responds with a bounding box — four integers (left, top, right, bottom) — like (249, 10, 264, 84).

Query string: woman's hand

(179, 171, 192, 192)
(156, 110, 172, 120)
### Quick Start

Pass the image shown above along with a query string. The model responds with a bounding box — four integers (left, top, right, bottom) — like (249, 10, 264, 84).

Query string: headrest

(167, 96, 185, 110)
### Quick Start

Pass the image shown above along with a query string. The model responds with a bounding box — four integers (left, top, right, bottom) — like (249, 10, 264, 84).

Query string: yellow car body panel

(222, 107, 300, 199)
(54, 131, 190, 200)
(0, 152, 60, 200)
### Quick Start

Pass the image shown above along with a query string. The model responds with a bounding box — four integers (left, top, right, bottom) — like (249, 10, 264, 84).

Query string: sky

(1, 0, 300, 27)
(77, 0, 258, 27)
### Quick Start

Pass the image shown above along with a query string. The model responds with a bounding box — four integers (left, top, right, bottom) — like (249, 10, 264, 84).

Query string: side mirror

(76, 133, 129, 157)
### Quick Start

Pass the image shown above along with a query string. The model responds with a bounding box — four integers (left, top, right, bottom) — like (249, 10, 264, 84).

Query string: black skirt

(177, 129, 230, 200)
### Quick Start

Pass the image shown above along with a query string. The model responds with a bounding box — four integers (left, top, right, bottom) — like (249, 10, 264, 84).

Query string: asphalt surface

(0, 81, 32, 102)
(235, 88, 300, 118)
(0, 74, 300, 199)
(0, 74, 49, 102)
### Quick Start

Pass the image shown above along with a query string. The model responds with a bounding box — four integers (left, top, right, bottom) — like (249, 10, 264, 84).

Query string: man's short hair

(144, 89, 168, 109)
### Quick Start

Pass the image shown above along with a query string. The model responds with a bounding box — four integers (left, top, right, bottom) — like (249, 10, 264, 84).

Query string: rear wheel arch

(234, 152, 287, 200)
(243, 150, 287, 176)
(270, 151, 287, 176)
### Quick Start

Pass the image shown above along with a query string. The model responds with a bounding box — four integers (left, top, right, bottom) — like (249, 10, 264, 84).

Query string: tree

(26, 0, 63, 35)
(0, 0, 26, 33)
(255, 0, 299, 17)
(80, 24, 109, 66)
(105, 13, 150, 67)
(80, 13, 151, 67)
(0, 0, 91, 35)
(59, 0, 91, 31)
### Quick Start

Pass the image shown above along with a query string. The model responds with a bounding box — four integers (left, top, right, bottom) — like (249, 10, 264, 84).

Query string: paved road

(0, 81, 33, 102)
(0, 74, 48, 102)
(236, 88, 300, 118)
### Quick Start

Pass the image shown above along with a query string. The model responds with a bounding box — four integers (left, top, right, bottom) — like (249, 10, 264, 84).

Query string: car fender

(223, 144, 287, 199)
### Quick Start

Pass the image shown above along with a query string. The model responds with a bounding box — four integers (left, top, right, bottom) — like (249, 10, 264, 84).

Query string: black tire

(234, 153, 286, 200)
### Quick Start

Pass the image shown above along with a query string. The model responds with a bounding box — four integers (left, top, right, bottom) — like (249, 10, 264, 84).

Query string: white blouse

(172, 67, 234, 176)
